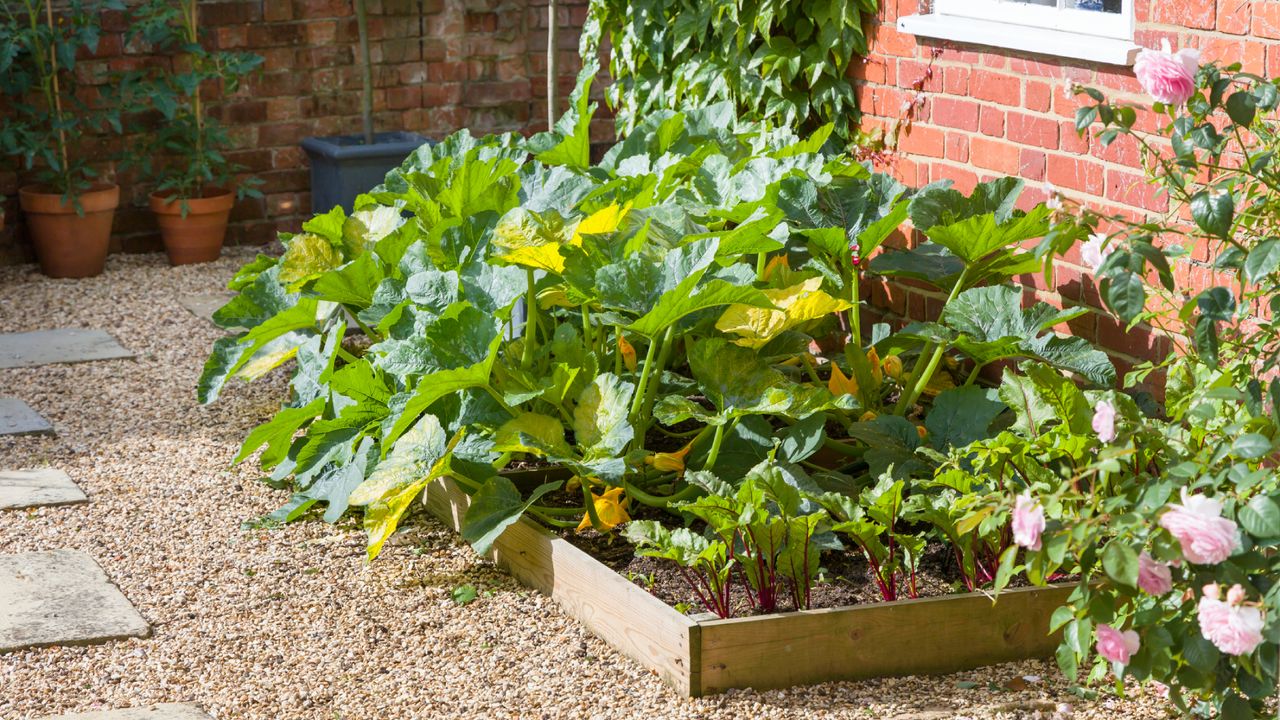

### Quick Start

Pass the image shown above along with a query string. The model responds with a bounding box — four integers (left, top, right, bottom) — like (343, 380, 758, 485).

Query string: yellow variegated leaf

(358, 425, 464, 561)
(956, 505, 994, 536)
(344, 205, 403, 255)
(278, 233, 343, 285)
(362, 479, 428, 560)
(780, 281, 852, 324)
(570, 202, 630, 245)
(715, 277, 851, 348)
(537, 288, 574, 309)
(493, 412, 571, 457)
(350, 416, 451, 507)
(235, 337, 299, 381)
(492, 207, 567, 273)
(715, 304, 789, 349)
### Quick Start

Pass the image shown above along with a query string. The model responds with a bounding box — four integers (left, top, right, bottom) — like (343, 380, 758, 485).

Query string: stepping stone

(36, 704, 211, 720)
(178, 293, 236, 328)
(0, 329, 133, 369)
(0, 469, 87, 509)
(0, 397, 53, 436)
(0, 549, 150, 653)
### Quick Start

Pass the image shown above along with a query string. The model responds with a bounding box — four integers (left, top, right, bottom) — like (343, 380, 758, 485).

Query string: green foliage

(204, 105, 907, 559)
(977, 60, 1280, 715)
(626, 459, 832, 617)
(123, 0, 263, 201)
(578, 0, 878, 141)
(202, 100, 1089, 612)
(0, 0, 128, 199)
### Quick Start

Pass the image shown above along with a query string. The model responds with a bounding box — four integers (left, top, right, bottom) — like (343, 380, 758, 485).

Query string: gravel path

(0, 251, 1173, 719)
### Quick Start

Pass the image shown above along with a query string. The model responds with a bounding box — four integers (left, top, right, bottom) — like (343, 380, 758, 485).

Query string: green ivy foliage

(577, 0, 878, 141)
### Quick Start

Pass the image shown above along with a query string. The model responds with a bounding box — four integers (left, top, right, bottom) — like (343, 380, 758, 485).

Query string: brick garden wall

(0, 0, 594, 265)
(855, 0, 1274, 373)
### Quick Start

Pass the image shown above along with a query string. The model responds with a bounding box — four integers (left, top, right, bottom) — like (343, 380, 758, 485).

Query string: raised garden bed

(422, 476, 1070, 696)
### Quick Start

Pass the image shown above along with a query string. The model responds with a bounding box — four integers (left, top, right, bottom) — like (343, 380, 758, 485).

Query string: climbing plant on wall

(577, 0, 877, 141)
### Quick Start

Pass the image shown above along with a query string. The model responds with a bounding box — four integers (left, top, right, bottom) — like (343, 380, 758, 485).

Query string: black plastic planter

(300, 131, 431, 214)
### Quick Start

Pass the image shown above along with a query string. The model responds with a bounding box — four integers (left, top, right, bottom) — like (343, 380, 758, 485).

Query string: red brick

(1025, 81, 1052, 113)
(943, 66, 970, 95)
(898, 124, 946, 158)
(1105, 169, 1168, 212)
(1007, 112, 1059, 149)
(1047, 155, 1105, 195)
(969, 137, 1021, 174)
(930, 97, 979, 132)
(1218, 0, 1252, 34)
(1254, 1, 1280, 39)
(1151, 0, 1214, 29)
(945, 133, 970, 163)
(979, 106, 1005, 137)
(1019, 149, 1047, 182)
(971, 71, 1021, 104)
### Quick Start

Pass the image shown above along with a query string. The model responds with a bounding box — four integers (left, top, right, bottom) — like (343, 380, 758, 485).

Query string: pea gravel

(0, 251, 1176, 720)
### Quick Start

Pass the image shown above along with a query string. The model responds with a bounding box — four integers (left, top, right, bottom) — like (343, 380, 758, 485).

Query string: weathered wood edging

(423, 477, 1071, 696)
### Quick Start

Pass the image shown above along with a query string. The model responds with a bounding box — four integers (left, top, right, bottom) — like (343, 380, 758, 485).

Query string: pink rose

(1134, 40, 1201, 106)
(1096, 623, 1141, 665)
(1092, 400, 1117, 443)
(1138, 552, 1172, 595)
(1013, 493, 1046, 551)
(1159, 491, 1240, 565)
(1197, 586, 1265, 656)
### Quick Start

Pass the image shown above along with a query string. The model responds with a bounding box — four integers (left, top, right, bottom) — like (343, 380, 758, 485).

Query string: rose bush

(957, 56, 1280, 718)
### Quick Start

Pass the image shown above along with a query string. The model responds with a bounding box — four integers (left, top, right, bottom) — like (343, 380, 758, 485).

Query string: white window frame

(899, 0, 1140, 66)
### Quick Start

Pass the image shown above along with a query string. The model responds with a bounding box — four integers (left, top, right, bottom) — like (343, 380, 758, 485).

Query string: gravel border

(0, 251, 1174, 719)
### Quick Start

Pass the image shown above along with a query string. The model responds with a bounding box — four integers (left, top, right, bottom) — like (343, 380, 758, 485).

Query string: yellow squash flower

(645, 440, 694, 475)
(867, 347, 884, 385)
(828, 362, 858, 397)
(618, 334, 637, 373)
(882, 354, 904, 381)
(761, 254, 792, 282)
(859, 411, 878, 423)
(577, 487, 631, 532)
(923, 369, 956, 397)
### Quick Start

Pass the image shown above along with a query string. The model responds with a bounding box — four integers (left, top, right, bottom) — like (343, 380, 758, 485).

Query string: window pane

(1064, 0, 1122, 12)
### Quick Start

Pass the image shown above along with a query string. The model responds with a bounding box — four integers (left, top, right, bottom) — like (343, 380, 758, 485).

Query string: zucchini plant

(202, 93, 1109, 567)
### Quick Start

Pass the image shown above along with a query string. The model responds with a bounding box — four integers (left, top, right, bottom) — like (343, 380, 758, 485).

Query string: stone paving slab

(0, 549, 150, 653)
(0, 329, 133, 369)
(178, 293, 235, 328)
(0, 469, 87, 509)
(36, 704, 212, 720)
(0, 397, 54, 436)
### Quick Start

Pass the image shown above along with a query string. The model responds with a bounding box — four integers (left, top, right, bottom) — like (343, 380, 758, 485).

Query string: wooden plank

(693, 584, 1073, 695)
(421, 477, 699, 694)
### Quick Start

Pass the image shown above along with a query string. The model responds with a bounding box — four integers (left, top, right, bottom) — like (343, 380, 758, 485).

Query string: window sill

(897, 14, 1140, 66)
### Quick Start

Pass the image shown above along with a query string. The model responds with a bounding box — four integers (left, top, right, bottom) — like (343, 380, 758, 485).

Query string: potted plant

(0, 0, 125, 278)
(299, 0, 429, 214)
(126, 0, 263, 265)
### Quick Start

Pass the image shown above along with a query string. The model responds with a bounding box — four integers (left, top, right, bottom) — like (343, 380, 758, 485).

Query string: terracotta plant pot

(149, 190, 236, 266)
(18, 183, 119, 279)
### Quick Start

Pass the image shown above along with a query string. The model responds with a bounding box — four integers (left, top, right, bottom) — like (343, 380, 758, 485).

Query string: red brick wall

(856, 0, 1274, 370)
(0, 0, 591, 265)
